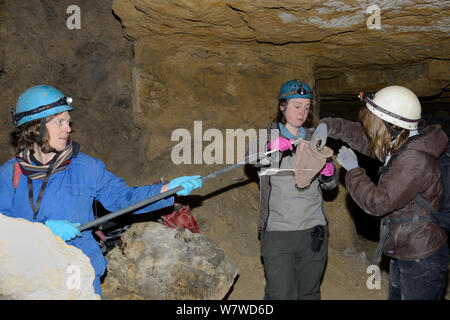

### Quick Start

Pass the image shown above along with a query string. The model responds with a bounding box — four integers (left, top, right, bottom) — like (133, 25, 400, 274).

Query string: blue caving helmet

(278, 79, 313, 101)
(12, 85, 74, 128)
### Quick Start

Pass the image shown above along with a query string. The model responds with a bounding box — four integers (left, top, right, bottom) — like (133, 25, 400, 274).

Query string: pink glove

(268, 137, 294, 152)
(320, 162, 335, 177)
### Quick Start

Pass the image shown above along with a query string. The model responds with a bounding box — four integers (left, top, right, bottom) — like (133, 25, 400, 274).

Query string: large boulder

(103, 221, 239, 299)
(0, 213, 99, 300)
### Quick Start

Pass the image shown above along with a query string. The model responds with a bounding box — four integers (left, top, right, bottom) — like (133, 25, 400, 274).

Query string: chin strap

(35, 118, 46, 143)
(383, 120, 402, 140)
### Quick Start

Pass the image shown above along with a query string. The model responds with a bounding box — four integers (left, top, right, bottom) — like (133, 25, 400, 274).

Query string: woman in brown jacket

(320, 85, 449, 300)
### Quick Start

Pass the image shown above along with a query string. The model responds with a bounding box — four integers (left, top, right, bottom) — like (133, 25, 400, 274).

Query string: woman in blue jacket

(0, 85, 203, 298)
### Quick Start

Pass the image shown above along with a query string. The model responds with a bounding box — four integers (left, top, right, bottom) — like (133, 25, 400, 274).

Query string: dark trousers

(388, 242, 449, 300)
(260, 227, 328, 300)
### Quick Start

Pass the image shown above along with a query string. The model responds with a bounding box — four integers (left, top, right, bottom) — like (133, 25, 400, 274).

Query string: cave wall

(0, 0, 138, 177)
(110, 0, 449, 163)
(131, 38, 316, 162)
(113, 0, 449, 98)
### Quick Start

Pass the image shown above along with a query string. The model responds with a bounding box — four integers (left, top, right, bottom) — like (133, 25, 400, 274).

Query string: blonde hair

(359, 107, 409, 162)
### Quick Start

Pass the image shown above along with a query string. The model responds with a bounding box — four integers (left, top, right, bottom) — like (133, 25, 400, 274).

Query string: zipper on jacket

(263, 177, 272, 232)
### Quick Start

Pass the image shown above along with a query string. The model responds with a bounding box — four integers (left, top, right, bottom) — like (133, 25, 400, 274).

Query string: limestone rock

(131, 39, 316, 151)
(0, 213, 99, 300)
(103, 221, 239, 300)
(113, 0, 450, 100)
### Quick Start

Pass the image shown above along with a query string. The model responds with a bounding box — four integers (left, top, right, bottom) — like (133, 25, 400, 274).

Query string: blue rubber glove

(168, 175, 203, 196)
(45, 219, 82, 242)
(336, 146, 359, 171)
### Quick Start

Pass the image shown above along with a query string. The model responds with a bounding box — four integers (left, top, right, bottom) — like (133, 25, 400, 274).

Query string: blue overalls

(0, 151, 174, 298)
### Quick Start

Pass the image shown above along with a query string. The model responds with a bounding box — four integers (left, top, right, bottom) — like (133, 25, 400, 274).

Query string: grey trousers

(260, 226, 328, 300)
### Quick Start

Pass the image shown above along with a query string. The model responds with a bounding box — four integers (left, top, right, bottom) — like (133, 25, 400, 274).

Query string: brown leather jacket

(320, 117, 448, 261)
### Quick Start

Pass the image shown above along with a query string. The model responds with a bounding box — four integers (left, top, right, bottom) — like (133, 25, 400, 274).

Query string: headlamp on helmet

(11, 96, 73, 127)
(278, 79, 313, 100)
(12, 85, 74, 128)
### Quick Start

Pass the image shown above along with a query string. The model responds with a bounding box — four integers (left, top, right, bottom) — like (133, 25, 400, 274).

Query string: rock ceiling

(113, 0, 450, 99)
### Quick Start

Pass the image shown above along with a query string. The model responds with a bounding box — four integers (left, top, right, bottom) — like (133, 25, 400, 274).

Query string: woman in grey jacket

(251, 80, 338, 300)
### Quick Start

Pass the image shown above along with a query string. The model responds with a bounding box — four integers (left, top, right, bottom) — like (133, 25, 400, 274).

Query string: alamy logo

(66, 264, 81, 290)
(66, 5, 81, 30)
(366, 5, 381, 30)
(366, 265, 381, 289)
(170, 121, 281, 165)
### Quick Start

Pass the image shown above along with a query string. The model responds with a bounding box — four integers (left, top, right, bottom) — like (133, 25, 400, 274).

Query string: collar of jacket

(266, 121, 313, 141)
(278, 122, 307, 140)
(392, 125, 447, 159)
(72, 141, 80, 158)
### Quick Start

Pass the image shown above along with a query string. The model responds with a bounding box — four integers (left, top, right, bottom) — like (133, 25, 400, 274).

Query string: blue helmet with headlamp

(278, 79, 313, 100)
(12, 85, 74, 128)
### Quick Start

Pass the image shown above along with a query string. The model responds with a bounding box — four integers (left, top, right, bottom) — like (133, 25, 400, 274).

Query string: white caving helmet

(359, 85, 421, 130)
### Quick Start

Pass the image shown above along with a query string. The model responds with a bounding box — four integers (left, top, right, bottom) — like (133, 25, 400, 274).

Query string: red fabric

(13, 161, 21, 189)
(161, 203, 200, 233)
